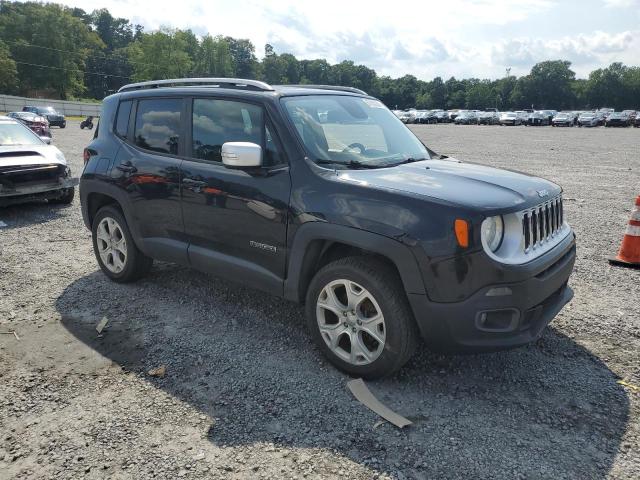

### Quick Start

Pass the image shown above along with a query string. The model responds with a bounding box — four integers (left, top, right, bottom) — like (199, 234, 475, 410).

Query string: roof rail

(279, 84, 368, 95)
(118, 78, 274, 93)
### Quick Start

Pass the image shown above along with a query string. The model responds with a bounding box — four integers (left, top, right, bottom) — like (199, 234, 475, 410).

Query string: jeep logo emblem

(537, 189, 549, 198)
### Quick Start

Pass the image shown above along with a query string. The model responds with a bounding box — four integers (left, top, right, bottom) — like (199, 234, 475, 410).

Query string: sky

(47, 0, 640, 80)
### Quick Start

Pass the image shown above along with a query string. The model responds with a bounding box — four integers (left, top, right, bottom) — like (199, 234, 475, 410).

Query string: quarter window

(115, 100, 132, 138)
(134, 98, 182, 155)
(192, 99, 263, 163)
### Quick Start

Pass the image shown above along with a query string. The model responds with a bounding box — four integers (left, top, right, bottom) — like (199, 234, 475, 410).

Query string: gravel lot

(1, 121, 638, 480)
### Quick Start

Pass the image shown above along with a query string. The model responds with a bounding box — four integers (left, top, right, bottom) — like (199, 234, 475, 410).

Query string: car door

(181, 97, 291, 295)
(111, 97, 187, 264)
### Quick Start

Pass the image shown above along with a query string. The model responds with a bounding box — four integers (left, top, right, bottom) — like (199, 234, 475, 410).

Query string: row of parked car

(3, 106, 68, 143)
(393, 108, 640, 128)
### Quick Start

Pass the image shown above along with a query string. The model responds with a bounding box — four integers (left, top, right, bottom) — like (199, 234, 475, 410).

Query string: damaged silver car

(0, 116, 77, 207)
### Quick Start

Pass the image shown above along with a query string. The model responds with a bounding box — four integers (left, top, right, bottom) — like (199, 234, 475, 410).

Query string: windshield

(282, 95, 429, 169)
(0, 122, 43, 146)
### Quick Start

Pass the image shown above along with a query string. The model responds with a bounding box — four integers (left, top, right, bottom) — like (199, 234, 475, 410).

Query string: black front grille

(521, 195, 564, 252)
(0, 163, 64, 186)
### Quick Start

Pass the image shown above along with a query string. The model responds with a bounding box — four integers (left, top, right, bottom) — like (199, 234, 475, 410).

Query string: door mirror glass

(221, 142, 262, 168)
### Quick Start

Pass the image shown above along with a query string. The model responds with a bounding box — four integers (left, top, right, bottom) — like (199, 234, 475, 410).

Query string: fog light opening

(476, 309, 520, 332)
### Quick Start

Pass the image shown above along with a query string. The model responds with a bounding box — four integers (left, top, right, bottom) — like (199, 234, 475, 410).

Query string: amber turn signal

(454, 219, 469, 248)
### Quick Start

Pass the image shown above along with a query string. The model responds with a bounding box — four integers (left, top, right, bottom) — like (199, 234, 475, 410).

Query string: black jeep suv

(80, 78, 576, 378)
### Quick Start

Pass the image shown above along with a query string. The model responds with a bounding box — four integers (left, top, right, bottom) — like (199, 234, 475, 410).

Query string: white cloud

(491, 30, 639, 76)
(603, 0, 640, 7)
(44, 0, 639, 79)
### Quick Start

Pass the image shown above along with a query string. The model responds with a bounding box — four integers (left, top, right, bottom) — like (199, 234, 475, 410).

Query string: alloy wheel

(96, 217, 128, 274)
(316, 279, 386, 366)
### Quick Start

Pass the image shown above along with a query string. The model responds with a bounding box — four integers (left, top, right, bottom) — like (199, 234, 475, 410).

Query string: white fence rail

(0, 94, 101, 117)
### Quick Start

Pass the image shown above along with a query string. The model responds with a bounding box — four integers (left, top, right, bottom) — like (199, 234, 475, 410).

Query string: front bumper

(48, 117, 66, 127)
(0, 177, 78, 206)
(408, 234, 576, 352)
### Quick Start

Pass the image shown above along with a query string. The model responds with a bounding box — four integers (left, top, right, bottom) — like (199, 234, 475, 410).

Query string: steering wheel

(342, 143, 366, 154)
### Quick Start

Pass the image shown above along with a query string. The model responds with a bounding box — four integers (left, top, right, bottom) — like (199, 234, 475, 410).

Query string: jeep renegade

(80, 78, 576, 378)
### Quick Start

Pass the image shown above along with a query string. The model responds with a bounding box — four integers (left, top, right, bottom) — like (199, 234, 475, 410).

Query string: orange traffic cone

(609, 196, 640, 269)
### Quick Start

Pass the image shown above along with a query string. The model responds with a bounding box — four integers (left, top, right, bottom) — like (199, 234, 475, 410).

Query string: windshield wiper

(315, 159, 381, 169)
(383, 157, 429, 167)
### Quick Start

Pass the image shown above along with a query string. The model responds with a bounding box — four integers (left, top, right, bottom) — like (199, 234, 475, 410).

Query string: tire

(80, 124, 85, 130)
(50, 187, 75, 205)
(60, 123, 66, 129)
(305, 256, 419, 379)
(91, 205, 153, 283)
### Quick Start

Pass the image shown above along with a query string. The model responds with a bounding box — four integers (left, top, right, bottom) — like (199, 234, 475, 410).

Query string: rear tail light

(83, 148, 91, 164)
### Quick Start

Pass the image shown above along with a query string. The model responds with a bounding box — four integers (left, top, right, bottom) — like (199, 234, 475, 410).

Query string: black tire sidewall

(305, 259, 413, 378)
(91, 206, 140, 282)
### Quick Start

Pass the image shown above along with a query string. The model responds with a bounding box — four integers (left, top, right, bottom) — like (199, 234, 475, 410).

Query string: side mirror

(221, 142, 262, 168)
(42, 136, 52, 145)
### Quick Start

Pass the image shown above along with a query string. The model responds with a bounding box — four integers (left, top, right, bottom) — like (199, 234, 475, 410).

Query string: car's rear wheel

(305, 257, 418, 379)
(92, 206, 152, 283)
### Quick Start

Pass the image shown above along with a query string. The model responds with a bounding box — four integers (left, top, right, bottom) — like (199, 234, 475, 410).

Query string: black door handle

(183, 178, 206, 187)
(116, 161, 137, 173)
(182, 177, 206, 192)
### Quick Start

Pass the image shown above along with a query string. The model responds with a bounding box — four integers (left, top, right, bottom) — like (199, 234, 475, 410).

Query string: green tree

(261, 44, 288, 84)
(584, 63, 634, 110)
(522, 60, 576, 109)
(0, 1, 104, 98)
(428, 77, 446, 109)
(225, 37, 258, 78)
(91, 8, 134, 50)
(445, 77, 465, 109)
(193, 35, 234, 77)
(0, 40, 17, 93)
(300, 59, 332, 84)
(465, 79, 494, 109)
(127, 28, 193, 81)
(280, 53, 301, 83)
(85, 8, 137, 98)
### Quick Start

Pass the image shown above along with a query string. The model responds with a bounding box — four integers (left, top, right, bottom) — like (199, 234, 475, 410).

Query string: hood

(335, 158, 560, 213)
(0, 144, 67, 167)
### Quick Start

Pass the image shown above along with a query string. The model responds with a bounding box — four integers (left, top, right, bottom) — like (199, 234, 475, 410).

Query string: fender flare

(81, 179, 144, 250)
(284, 222, 426, 303)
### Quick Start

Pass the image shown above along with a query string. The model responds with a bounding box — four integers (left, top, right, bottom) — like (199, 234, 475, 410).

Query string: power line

(2, 39, 157, 68)
(14, 60, 131, 79)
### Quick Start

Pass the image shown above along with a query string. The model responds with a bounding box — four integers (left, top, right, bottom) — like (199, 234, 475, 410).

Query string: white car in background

(499, 112, 522, 126)
(0, 116, 77, 207)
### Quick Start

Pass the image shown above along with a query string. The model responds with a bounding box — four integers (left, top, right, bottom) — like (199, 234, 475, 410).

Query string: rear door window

(133, 98, 182, 155)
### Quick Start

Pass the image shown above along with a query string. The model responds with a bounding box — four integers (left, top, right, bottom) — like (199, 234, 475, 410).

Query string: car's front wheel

(92, 206, 153, 283)
(305, 257, 418, 379)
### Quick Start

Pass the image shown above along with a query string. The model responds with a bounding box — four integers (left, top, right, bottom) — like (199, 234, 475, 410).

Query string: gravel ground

(1, 121, 638, 480)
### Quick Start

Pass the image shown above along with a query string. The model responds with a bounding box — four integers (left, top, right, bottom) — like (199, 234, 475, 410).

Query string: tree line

(1, 1, 639, 111)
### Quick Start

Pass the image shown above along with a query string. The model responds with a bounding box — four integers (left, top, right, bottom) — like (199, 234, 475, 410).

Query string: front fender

(284, 222, 426, 303)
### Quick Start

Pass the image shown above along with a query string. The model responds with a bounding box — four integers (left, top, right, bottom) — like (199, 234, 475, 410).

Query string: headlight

(481, 216, 504, 252)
